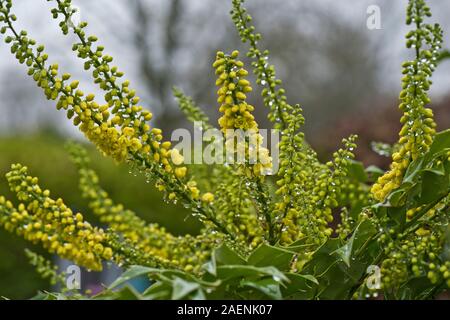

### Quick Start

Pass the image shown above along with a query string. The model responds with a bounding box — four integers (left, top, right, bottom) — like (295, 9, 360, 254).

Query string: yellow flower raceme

(1, 164, 113, 271)
(49, 0, 194, 187)
(214, 176, 264, 248)
(213, 50, 276, 244)
(215, 53, 256, 131)
(213, 50, 272, 176)
(279, 136, 358, 246)
(67, 143, 220, 273)
(172, 86, 265, 247)
(371, 2, 442, 201)
(379, 214, 450, 289)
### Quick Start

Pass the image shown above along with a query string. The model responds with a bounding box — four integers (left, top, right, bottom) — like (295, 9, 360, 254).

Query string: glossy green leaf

(247, 244, 294, 271)
(142, 281, 172, 300)
(365, 165, 385, 181)
(403, 157, 424, 183)
(109, 265, 157, 289)
(387, 206, 407, 228)
(202, 255, 217, 276)
(425, 129, 450, 161)
(113, 285, 143, 300)
(214, 244, 246, 266)
(397, 277, 437, 300)
(241, 278, 282, 300)
(216, 265, 287, 283)
(347, 160, 368, 182)
(172, 277, 201, 300)
(332, 220, 377, 267)
(419, 169, 449, 204)
(333, 225, 359, 267)
(282, 273, 318, 299)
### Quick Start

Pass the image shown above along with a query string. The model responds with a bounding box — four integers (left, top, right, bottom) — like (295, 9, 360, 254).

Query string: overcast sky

(0, 0, 449, 136)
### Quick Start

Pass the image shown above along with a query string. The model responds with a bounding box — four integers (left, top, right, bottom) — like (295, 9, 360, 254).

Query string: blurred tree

(0, 68, 64, 134)
(133, 0, 181, 130)
(121, 0, 382, 145)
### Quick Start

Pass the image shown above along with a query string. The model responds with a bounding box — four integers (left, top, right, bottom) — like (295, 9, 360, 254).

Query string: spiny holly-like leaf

(109, 265, 158, 289)
(247, 244, 295, 271)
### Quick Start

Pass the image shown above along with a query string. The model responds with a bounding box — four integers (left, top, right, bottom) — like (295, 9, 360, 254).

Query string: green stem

(403, 190, 449, 232)
(233, 2, 288, 130)
(255, 179, 275, 244)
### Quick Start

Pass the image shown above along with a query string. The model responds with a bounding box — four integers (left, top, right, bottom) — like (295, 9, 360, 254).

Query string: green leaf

(387, 187, 408, 207)
(365, 165, 385, 181)
(202, 254, 217, 276)
(172, 277, 201, 300)
(281, 273, 318, 299)
(419, 169, 449, 204)
(30, 291, 60, 300)
(425, 129, 450, 161)
(347, 160, 368, 182)
(113, 285, 143, 300)
(142, 282, 172, 300)
(247, 244, 294, 271)
(387, 206, 407, 228)
(351, 219, 378, 253)
(109, 265, 157, 289)
(333, 229, 357, 267)
(288, 273, 318, 285)
(93, 285, 143, 300)
(214, 244, 246, 266)
(425, 161, 446, 176)
(241, 278, 282, 300)
(302, 239, 351, 299)
(397, 276, 437, 300)
(303, 239, 341, 276)
(285, 238, 316, 253)
(190, 289, 207, 300)
(216, 265, 287, 283)
(403, 158, 425, 183)
(301, 236, 380, 299)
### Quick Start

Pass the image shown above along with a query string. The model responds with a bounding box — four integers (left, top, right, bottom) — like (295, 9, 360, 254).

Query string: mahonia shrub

(0, 0, 449, 300)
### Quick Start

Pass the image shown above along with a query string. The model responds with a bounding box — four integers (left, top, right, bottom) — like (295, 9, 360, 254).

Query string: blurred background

(0, 0, 449, 299)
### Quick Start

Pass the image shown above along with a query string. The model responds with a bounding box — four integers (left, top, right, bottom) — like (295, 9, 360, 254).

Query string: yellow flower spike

(0, 164, 113, 271)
